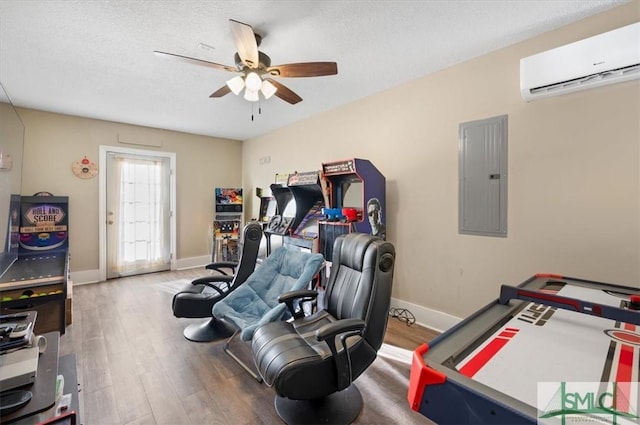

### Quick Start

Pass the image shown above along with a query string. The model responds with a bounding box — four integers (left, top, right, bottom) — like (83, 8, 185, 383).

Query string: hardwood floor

(59, 269, 439, 425)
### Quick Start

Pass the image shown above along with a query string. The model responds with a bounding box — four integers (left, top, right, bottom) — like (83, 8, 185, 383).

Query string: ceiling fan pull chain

(251, 102, 255, 121)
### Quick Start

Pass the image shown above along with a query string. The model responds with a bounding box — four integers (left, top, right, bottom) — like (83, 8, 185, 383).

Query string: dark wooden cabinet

(1, 332, 81, 424)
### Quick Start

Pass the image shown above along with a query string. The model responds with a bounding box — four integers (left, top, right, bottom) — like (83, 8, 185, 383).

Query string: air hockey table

(408, 273, 640, 424)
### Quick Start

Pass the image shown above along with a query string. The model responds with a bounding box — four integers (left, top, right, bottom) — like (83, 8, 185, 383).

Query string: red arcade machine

(319, 158, 386, 260)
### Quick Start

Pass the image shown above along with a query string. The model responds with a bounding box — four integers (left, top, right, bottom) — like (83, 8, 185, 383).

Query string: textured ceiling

(0, 0, 628, 141)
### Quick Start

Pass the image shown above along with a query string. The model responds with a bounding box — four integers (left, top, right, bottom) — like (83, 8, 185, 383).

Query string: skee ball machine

(0, 193, 70, 334)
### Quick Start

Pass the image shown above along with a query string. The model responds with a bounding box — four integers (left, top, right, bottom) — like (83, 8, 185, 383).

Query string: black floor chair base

(183, 317, 235, 342)
(274, 385, 363, 425)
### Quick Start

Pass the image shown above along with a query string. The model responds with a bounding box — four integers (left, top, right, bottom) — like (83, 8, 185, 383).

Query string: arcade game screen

(339, 179, 364, 210)
(215, 188, 243, 205)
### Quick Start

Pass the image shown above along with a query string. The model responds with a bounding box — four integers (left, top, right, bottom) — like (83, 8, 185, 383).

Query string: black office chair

(251, 232, 395, 424)
(172, 221, 263, 342)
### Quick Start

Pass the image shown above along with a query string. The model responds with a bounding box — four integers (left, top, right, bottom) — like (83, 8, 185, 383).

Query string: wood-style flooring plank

(122, 414, 157, 425)
(83, 385, 121, 425)
(61, 268, 439, 425)
(139, 369, 193, 425)
(110, 373, 153, 424)
(81, 335, 114, 393)
(181, 389, 227, 425)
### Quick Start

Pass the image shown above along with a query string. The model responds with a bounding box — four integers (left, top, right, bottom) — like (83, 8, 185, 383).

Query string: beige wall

(242, 3, 640, 318)
(0, 101, 24, 271)
(10, 3, 639, 321)
(17, 109, 242, 273)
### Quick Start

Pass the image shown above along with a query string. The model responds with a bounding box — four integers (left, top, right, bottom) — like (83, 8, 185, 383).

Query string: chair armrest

(278, 289, 318, 303)
(191, 275, 234, 296)
(191, 275, 234, 285)
(315, 318, 366, 391)
(205, 261, 238, 275)
(278, 290, 318, 318)
(315, 318, 365, 342)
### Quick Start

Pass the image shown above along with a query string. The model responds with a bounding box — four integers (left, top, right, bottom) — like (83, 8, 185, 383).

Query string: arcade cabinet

(320, 158, 386, 260)
(213, 188, 242, 262)
(283, 171, 326, 252)
(263, 175, 296, 256)
(0, 193, 70, 335)
(255, 187, 276, 224)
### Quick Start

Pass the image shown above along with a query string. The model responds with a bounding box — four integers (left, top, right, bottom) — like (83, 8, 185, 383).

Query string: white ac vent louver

(521, 22, 640, 101)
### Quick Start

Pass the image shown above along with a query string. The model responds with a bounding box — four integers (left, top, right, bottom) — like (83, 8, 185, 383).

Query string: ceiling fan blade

(154, 51, 238, 73)
(229, 19, 259, 69)
(266, 62, 338, 78)
(210, 85, 231, 98)
(265, 78, 303, 104)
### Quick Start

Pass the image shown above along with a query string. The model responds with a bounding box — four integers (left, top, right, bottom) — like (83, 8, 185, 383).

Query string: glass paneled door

(106, 151, 172, 279)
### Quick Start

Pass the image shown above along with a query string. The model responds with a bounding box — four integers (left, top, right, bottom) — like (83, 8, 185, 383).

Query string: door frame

(98, 145, 177, 281)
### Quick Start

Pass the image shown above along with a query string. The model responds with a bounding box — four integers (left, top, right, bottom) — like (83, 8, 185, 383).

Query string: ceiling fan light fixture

(157, 20, 337, 106)
(245, 72, 262, 92)
(261, 80, 277, 99)
(226, 75, 245, 95)
(244, 89, 259, 102)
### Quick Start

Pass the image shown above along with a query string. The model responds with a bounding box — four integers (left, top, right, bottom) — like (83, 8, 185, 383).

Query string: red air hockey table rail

(408, 273, 640, 424)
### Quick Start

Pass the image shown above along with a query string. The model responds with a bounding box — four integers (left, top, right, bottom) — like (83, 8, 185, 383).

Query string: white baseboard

(390, 297, 461, 334)
(70, 255, 210, 285)
(70, 269, 101, 285)
(176, 255, 210, 270)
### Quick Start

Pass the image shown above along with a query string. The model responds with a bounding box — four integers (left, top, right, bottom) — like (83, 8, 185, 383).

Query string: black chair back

(229, 222, 263, 286)
(324, 232, 395, 351)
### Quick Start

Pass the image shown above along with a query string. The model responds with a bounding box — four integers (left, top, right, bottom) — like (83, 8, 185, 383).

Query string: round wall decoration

(72, 156, 98, 179)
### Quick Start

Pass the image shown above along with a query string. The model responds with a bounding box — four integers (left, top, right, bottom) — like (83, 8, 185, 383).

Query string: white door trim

(98, 145, 177, 282)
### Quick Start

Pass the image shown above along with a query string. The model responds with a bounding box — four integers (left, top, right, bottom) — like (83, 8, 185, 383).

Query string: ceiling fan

(154, 19, 338, 105)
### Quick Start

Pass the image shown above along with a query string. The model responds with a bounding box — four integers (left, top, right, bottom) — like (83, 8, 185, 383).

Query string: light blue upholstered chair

(212, 245, 324, 380)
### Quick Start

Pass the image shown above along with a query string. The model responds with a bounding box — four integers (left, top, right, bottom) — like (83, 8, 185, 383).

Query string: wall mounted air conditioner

(520, 21, 640, 101)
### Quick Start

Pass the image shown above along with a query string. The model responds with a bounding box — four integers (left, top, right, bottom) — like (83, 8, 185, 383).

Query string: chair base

(274, 384, 363, 425)
(183, 318, 235, 342)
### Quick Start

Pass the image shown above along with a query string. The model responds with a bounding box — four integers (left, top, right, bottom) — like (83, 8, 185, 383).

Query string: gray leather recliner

(251, 232, 396, 424)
